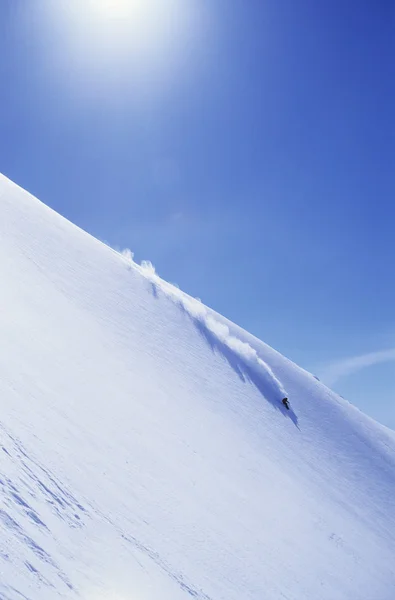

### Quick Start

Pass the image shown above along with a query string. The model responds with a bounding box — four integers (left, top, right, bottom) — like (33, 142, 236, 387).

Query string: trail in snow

(129, 256, 293, 418)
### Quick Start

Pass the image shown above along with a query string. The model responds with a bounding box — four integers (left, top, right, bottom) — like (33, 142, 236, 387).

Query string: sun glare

(24, 0, 208, 103)
(51, 0, 199, 65)
(94, 0, 145, 19)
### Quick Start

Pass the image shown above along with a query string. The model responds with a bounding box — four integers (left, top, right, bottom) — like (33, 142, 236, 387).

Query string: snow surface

(0, 173, 394, 600)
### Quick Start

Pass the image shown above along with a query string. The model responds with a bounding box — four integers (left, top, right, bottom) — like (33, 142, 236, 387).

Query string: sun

(33, 0, 206, 102)
(86, 0, 167, 36)
(92, 0, 148, 21)
(57, 0, 194, 65)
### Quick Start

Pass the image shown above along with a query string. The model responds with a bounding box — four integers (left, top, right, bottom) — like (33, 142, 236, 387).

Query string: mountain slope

(0, 173, 394, 600)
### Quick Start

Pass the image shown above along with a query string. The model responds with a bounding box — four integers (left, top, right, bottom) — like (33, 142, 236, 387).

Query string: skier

(282, 397, 290, 410)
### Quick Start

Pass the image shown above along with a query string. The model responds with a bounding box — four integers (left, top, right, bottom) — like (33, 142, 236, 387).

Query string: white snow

(0, 173, 394, 600)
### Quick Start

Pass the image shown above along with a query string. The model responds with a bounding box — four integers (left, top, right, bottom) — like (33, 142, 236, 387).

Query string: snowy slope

(0, 173, 394, 600)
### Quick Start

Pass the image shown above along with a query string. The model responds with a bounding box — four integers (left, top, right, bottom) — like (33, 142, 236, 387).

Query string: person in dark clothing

(282, 397, 290, 410)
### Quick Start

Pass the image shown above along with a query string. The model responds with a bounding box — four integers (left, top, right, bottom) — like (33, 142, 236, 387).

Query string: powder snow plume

(127, 255, 288, 402)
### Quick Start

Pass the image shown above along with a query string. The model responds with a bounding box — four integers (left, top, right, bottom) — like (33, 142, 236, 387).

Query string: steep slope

(0, 173, 394, 600)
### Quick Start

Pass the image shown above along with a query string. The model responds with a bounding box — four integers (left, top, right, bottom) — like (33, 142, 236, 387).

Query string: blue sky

(0, 0, 394, 428)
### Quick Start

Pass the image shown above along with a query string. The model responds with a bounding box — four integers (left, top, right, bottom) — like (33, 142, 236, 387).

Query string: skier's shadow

(148, 282, 298, 428)
(192, 317, 299, 428)
(151, 282, 159, 298)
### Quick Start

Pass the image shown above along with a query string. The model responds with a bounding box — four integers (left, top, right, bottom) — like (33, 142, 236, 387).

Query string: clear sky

(1, 1, 394, 428)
